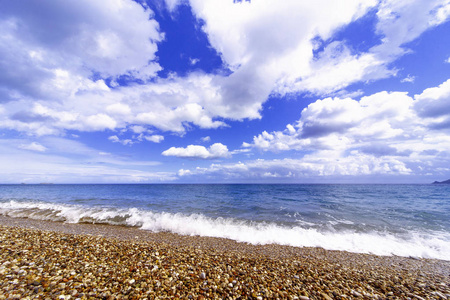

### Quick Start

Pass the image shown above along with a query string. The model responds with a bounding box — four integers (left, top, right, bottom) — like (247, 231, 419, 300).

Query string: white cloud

(162, 143, 231, 159)
(165, 0, 182, 12)
(428, 1, 450, 25)
(178, 154, 412, 181)
(185, 0, 450, 104)
(134, 0, 448, 134)
(109, 132, 163, 145)
(401, 75, 416, 83)
(0, 0, 171, 136)
(201, 136, 211, 143)
(18, 142, 47, 152)
(1, 0, 448, 139)
(245, 90, 421, 153)
(0, 71, 228, 136)
(0, 0, 162, 85)
(283, 0, 450, 96)
(185, 0, 378, 115)
(369, 0, 450, 67)
(414, 78, 450, 128)
(0, 137, 172, 183)
(144, 135, 164, 143)
(234, 79, 450, 179)
(84, 114, 117, 131)
(108, 135, 133, 146)
(106, 103, 132, 116)
(189, 58, 200, 65)
(130, 125, 147, 134)
(108, 135, 120, 143)
(446, 57, 450, 63)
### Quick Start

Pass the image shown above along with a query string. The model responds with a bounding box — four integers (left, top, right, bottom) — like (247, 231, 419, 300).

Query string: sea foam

(1, 200, 449, 260)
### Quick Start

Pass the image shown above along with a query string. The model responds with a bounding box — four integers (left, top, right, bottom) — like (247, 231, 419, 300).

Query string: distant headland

(432, 179, 450, 184)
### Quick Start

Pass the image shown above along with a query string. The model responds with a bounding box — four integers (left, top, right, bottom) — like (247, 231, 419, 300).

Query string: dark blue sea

(0, 184, 449, 260)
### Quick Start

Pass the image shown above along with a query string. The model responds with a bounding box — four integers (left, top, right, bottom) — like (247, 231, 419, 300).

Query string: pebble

(0, 223, 449, 299)
(432, 291, 447, 299)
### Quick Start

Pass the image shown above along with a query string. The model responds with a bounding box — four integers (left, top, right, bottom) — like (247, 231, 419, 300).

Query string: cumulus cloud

(236, 79, 450, 179)
(1, 0, 448, 138)
(0, 0, 170, 136)
(244, 91, 419, 153)
(186, 0, 449, 103)
(177, 154, 412, 181)
(414, 79, 450, 129)
(84, 114, 117, 131)
(0, 0, 229, 137)
(401, 75, 416, 83)
(0, 73, 227, 136)
(144, 135, 164, 143)
(162, 143, 230, 159)
(0, 0, 162, 87)
(414, 79, 450, 119)
(185, 0, 377, 115)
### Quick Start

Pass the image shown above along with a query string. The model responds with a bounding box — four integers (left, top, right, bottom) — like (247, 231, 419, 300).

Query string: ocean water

(0, 184, 449, 260)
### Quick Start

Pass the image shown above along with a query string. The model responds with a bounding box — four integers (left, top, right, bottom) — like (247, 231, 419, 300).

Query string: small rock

(408, 294, 425, 300)
(321, 293, 333, 300)
(32, 280, 41, 286)
(431, 291, 446, 299)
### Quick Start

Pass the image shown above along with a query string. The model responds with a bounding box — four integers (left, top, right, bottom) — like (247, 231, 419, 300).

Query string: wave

(1, 201, 449, 260)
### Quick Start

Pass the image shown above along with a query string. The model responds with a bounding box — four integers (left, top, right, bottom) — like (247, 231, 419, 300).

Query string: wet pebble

(0, 224, 448, 299)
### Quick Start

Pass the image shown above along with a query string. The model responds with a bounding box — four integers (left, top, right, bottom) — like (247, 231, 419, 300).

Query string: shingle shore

(0, 217, 449, 299)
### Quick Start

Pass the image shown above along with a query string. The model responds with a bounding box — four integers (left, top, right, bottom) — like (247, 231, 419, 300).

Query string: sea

(0, 184, 449, 260)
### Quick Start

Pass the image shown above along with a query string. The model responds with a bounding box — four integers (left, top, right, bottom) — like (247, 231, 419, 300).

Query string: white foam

(1, 201, 449, 260)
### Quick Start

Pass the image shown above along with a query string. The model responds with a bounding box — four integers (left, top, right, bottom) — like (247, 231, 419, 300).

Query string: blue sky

(0, 0, 450, 183)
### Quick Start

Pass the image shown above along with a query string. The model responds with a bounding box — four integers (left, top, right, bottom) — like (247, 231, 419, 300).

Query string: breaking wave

(1, 200, 449, 260)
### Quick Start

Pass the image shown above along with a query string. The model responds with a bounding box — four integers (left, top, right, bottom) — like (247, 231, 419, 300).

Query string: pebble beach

(0, 216, 449, 300)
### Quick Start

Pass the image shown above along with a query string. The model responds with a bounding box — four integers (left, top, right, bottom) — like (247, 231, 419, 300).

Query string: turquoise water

(0, 184, 449, 260)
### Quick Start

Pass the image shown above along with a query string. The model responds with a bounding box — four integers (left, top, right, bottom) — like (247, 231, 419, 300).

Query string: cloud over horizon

(162, 143, 230, 159)
(0, 0, 449, 183)
(177, 79, 450, 181)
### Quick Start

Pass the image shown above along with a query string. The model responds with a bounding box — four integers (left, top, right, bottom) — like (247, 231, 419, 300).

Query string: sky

(0, 0, 450, 184)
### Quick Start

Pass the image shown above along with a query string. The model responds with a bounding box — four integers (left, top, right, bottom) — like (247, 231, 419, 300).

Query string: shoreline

(1, 216, 449, 299)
